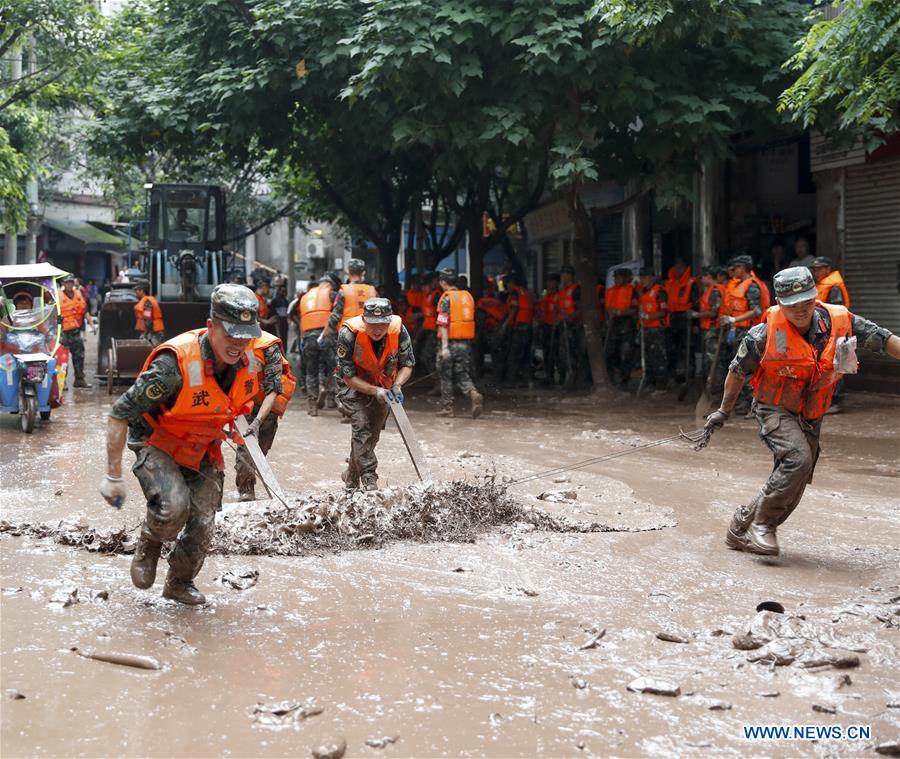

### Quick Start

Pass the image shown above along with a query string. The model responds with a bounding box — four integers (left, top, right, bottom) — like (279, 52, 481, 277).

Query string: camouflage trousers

(132, 445, 223, 582)
(667, 311, 693, 380)
(414, 330, 437, 376)
(730, 402, 822, 532)
(555, 321, 585, 388)
(336, 386, 389, 485)
(438, 340, 477, 405)
(537, 323, 558, 383)
(60, 329, 86, 379)
(302, 330, 335, 397)
(639, 326, 668, 390)
(702, 328, 727, 398)
(497, 324, 532, 384)
(234, 412, 279, 497)
(604, 318, 635, 390)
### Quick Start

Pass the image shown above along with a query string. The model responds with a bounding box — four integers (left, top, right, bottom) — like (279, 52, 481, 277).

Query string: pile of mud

(0, 478, 629, 558)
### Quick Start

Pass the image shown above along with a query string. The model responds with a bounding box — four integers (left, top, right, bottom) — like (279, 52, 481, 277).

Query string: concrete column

(623, 177, 648, 263)
(4, 233, 18, 265)
(814, 167, 845, 268)
(25, 179, 39, 263)
(244, 231, 256, 276)
(692, 161, 716, 271)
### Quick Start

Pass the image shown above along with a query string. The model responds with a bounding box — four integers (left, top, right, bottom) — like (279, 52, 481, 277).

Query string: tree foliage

(779, 0, 900, 146)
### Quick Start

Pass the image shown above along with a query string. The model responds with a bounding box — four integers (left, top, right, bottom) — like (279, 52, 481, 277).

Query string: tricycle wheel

(21, 395, 36, 433)
(40, 410, 51, 421)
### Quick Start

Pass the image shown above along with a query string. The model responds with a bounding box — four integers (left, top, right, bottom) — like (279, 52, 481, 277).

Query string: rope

(509, 430, 700, 486)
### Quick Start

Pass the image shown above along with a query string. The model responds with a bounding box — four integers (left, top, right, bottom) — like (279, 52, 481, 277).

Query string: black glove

(704, 409, 729, 434)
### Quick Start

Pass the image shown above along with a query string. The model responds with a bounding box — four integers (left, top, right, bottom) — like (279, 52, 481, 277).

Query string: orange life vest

(140, 329, 260, 471)
(816, 271, 850, 308)
(421, 289, 440, 331)
(60, 290, 87, 331)
(665, 267, 696, 313)
(605, 284, 635, 316)
(300, 285, 333, 332)
(749, 303, 853, 419)
(406, 289, 424, 309)
(698, 284, 726, 330)
(256, 293, 270, 320)
(476, 297, 508, 329)
(558, 283, 580, 320)
(339, 283, 378, 329)
(345, 315, 402, 388)
(134, 295, 164, 333)
(724, 277, 758, 328)
(511, 287, 534, 325)
(401, 304, 416, 332)
(537, 292, 560, 326)
(250, 331, 297, 416)
(437, 289, 475, 340)
(639, 284, 669, 328)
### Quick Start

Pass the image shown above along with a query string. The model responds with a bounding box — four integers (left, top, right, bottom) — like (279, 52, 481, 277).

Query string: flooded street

(2, 379, 899, 757)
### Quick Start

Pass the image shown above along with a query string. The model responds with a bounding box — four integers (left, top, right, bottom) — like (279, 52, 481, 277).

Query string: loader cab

(146, 184, 227, 302)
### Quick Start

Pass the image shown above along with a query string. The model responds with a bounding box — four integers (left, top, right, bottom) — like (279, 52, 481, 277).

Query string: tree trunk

(570, 184, 609, 392)
(378, 224, 402, 300)
(466, 214, 485, 299)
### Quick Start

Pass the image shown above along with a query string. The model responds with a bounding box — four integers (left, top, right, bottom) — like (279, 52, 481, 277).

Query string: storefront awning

(43, 218, 125, 250)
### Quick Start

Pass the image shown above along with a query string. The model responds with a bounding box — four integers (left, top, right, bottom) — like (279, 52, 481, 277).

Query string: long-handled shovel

(695, 327, 724, 418)
(677, 315, 693, 402)
(636, 321, 647, 398)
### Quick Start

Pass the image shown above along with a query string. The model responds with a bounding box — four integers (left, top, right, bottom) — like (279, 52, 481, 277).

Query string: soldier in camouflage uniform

(705, 267, 899, 557)
(637, 267, 669, 394)
(59, 275, 91, 387)
(300, 273, 339, 416)
(435, 268, 483, 418)
(335, 298, 415, 490)
(718, 255, 763, 414)
(603, 267, 638, 391)
(101, 284, 265, 605)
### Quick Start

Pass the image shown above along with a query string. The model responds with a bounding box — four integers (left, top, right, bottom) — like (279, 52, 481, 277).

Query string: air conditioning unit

(306, 239, 326, 259)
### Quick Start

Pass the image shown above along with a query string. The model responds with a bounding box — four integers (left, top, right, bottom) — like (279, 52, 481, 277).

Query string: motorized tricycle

(0, 263, 70, 433)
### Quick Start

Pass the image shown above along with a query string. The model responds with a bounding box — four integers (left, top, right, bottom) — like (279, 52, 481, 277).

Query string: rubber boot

(238, 486, 256, 502)
(360, 474, 378, 492)
(436, 404, 454, 418)
(326, 392, 336, 409)
(130, 527, 163, 589)
(307, 396, 318, 417)
(317, 388, 327, 409)
(162, 572, 206, 605)
(747, 523, 779, 556)
(469, 390, 483, 419)
(73, 373, 91, 389)
(724, 504, 754, 552)
(341, 468, 358, 491)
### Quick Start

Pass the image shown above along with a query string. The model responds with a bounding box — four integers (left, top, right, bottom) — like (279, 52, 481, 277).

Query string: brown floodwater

(2, 371, 899, 757)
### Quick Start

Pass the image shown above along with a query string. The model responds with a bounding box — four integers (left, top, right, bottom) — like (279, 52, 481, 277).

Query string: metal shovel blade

(388, 399, 431, 482)
(234, 416, 286, 502)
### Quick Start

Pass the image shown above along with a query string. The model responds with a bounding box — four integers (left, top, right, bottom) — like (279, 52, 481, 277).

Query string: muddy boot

(469, 390, 483, 419)
(360, 474, 378, 492)
(307, 396, 319, 417)
(130, 527, 162, 589)
(326, 392, 336, 409)
(340, 415, 351, 424)
(747, 523, 779, 556)
(436, 404, 454, 418)
(162, 573, 206, 605)
(238, 486, 255, 502)
(724, 505, 753, 551)
(73, 374, 92, 389)
(317, 388, 327, 409)
(341, 468, 359, 491)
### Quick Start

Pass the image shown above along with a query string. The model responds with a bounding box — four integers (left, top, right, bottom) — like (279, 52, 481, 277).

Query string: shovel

(676, 314, 693, 402)
(695, 327, 724, 418)
(636, 321, 646, 398)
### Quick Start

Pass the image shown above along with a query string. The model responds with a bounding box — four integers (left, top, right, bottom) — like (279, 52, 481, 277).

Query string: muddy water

(2, 378, 899, 757)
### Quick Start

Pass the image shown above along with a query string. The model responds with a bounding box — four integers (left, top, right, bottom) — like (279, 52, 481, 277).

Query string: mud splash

(0, 478, 652, 558)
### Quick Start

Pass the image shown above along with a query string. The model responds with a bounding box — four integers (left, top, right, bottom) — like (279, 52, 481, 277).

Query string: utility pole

(3, 45, 23, 265)
(24, 38, 39, 263)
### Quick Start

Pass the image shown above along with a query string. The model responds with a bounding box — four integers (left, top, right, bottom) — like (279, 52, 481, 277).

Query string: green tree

(779, 0, 900, 147)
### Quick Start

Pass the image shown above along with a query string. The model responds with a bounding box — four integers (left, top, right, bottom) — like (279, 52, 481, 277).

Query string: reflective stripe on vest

(345, 315, 402, 388)
(698, 284, 725, 330)
(816, 271, 851, 308)
(340, 283, 377, 328)
(250, 330, 297, 416)
(140, 329, 259, 471)
(749, 303, 852, 419)
(639, 284, 669, 328)
(438, 290, 475, 340)
(300, 285, 333, 332)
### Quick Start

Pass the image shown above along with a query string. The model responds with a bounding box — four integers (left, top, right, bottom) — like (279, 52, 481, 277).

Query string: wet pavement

(1, 363, 899, 757)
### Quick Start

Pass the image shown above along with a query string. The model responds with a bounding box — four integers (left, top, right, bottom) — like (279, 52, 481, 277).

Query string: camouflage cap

(810, 256, 832, 269)
(773, 266, 818, 306)
(361, 297, 393, 324)
(728, 254, 753, 269)
(438, 267, 457, 282)
(347, 258, 366, 274)
(614, 267, 632, 277)
(209, 283, 261, 338)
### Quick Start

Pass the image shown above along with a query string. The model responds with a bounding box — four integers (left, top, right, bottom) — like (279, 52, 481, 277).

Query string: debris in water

(831, 674, 852, 690)
(90, 590, 109, 602)
(518, 587, 539, 597)
(812, 703, 837, 714)
(71, 647, 161, 671)
(2, 587, 23, 595)
(311, 736, 346, 759)
(451, 566, 469, 573)
(54, 488, 63, 496)
(365, 735, 398, 749)
(219, 568, 259, 590)
(252, 699, 323, 728)
(627, 677, 680, 697)
(578, 629, 607, 650)
(6, 690, 25, 700)
(656, 631, 690, 644)
(756, 691, 780, 698)
(708, 700, 731, 711)
(457, 451, 480, 459)
(537, 489, 577, 503)
(0, 518, 135, 554)
(799, 653, 860, 669)
(572, 678, 588, 690)
(49, 587, 79, 607)
(875, 742, 900, 757)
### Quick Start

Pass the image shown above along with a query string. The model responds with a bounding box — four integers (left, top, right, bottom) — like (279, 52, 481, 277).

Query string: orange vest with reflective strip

(438, 289, 475, 340)
(749, 303, 852, 419)
(134, 295, 164, 333)
(665, 267, 696, 313)
(816, 271, 850, 308)
(698, 284, 726, 330)
(421, 289, 440, 331)
(406, 289, 424, 309)
(512, 287, 534, 325)
(605, 284, 634, 315)
(725, 277, 757, 327)
(256, 293, 270, 320)
(345, 315, 402, 388)
(60, 290, 87, 331)
(537, 292, 559, 325)
(300, 285, 333, 332)
(558, 284, 580, 320)
(251, 331, 297, 416)
(639, 284, 669, 328)
(140, 329, 260, 471)
(476, 296, 508, 329)
(340, 283, 377, 328)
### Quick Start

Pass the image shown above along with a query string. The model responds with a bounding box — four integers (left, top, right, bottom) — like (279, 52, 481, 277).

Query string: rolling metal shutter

(844, 159, 900, 334)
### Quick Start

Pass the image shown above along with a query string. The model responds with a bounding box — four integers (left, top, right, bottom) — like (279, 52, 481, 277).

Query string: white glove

(440, 347, 451, 361)
(245, 417, 261, 437)
(720, 315, 735, 326)
(100, 475, 126, 509)
(317, 333, 325, 346)
(375, 388, 389, 404)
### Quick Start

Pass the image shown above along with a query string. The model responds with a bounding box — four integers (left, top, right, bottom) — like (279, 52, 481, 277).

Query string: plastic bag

(833, 335, 859, 374)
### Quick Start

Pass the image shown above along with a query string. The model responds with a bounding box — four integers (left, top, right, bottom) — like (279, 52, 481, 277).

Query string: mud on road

(1, 382, 898, 757)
